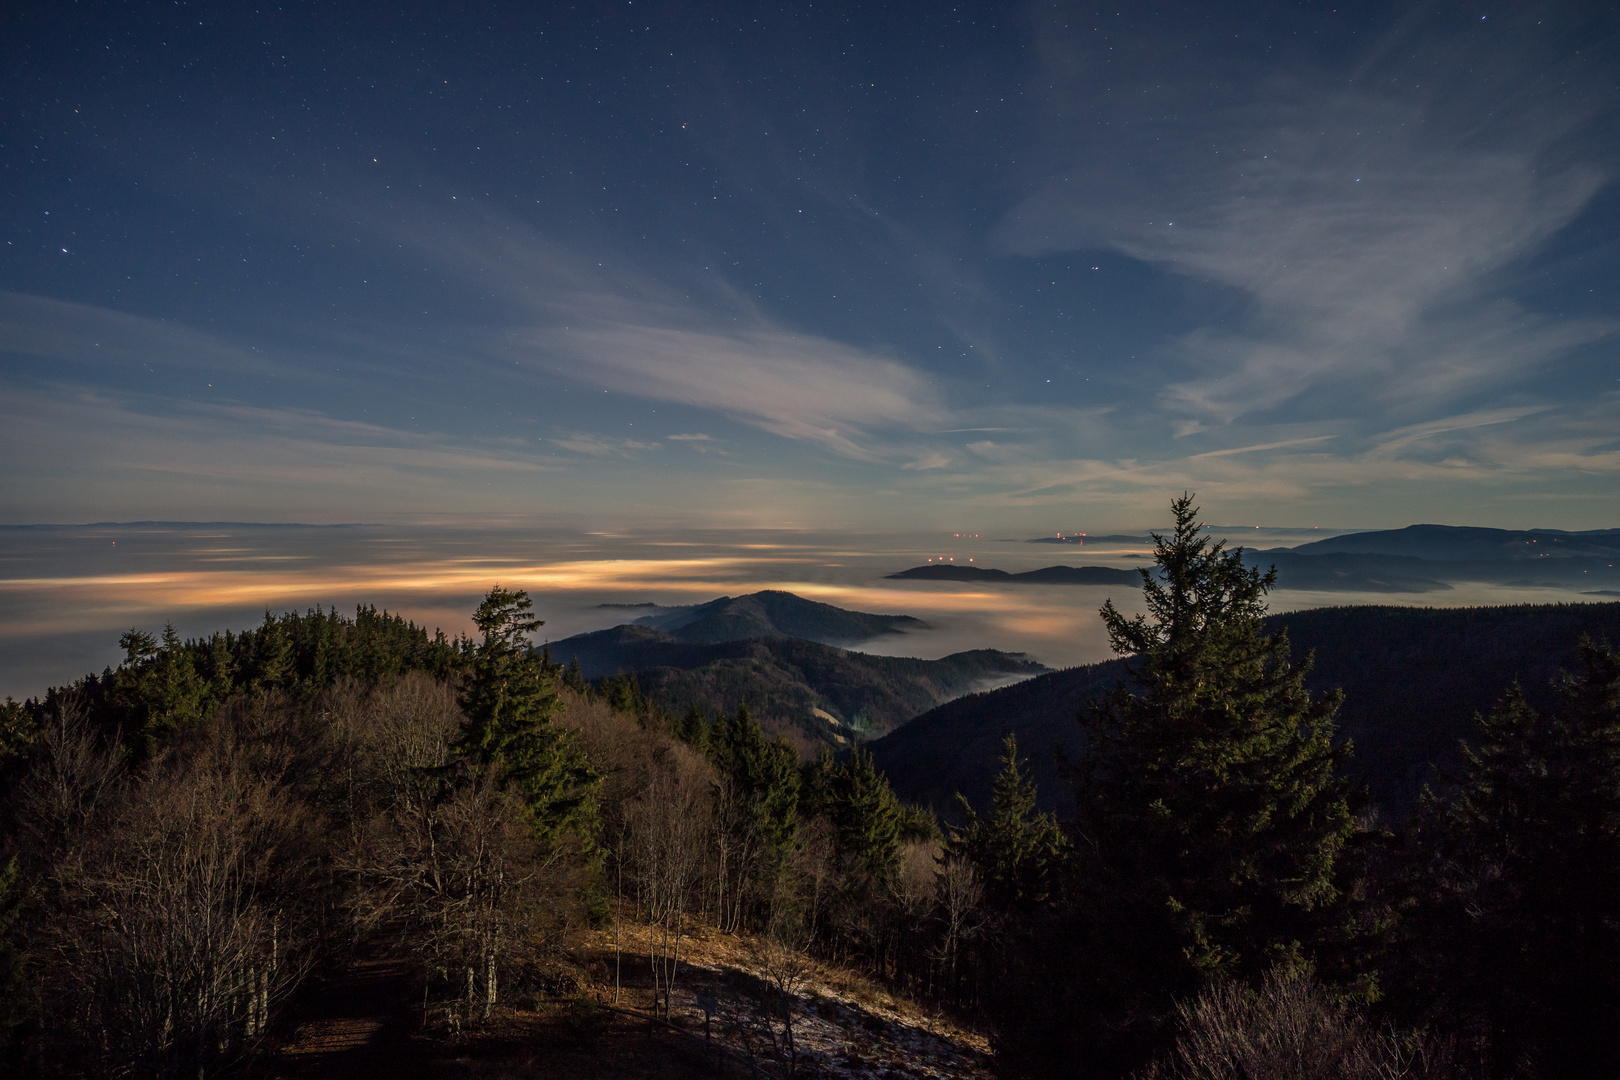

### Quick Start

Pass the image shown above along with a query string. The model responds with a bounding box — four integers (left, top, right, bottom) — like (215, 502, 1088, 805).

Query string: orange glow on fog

(0, 548, 1136, 649)
(0, 556, 832, 635)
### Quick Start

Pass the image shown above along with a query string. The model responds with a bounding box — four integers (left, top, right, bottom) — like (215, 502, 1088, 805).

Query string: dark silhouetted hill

(889, 556, 1456, 593)
(623, 589, 925, 644)
(1242, 525, 1620, 591)
(870, 601, 1620, 823)
(1283, 524, 1620, 562)
(887, 564, 1140, 584)
(1242, 551, 1454, 593)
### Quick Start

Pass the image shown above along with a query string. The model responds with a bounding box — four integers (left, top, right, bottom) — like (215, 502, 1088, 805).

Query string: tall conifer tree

(993, 494, 1353, 1080)
(459, 586, 598, 845)
(1082, 493, 1352, 977)
(952, 736, 1066, 913)
(1412, 640, 1620, 1077)
(811, 746, 903, 878)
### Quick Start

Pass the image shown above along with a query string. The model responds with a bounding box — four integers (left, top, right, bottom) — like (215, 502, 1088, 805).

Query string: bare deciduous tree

(710, 768, 761, 934)
(351, 753, 555, 1028)
(931, 851, 983, 999)
(11, 692, 126, 860)
(39, 721, 315, 1078)
(747, 910, 815, 1075)
(625, 742, 712, 1019)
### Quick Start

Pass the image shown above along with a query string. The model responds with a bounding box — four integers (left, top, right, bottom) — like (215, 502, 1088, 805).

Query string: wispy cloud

(884, 392, 1620, 528)
(525, 321, 945, 461)
(363, 204, 952, 463)
(998, 10, 1618, 426)
(0, 385, 563, 523)
(550, 433, 662, 457)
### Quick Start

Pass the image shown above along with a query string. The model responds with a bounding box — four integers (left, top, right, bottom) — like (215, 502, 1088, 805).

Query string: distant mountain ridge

(887, 564, 1140, 584)
(545, 590, 1043, 749)
(1241, 551, 1454, 593)
(1281, 524, 1620, 562)
(620, 589, 924, 645)
(887, 557, 1459, 593)
(869, 601, 1620, 823)
(1246, 525, 1620, 592)
(997, 525, 1620, 593)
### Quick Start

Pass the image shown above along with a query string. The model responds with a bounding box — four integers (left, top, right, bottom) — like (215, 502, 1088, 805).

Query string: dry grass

(556, 918, 994, 1079)
(260, 914, 991, 1080)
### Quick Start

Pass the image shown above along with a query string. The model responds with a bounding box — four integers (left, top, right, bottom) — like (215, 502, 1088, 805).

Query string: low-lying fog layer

(0, 523, 1600, 700)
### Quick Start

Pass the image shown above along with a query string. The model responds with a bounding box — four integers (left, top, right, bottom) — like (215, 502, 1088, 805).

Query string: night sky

(4, 1, 1618, 531)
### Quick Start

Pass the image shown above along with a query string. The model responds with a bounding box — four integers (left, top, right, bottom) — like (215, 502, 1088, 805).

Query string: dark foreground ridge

(871, 600, 1620, 822)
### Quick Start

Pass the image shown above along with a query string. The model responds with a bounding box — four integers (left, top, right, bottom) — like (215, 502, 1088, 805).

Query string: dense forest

(873, 599, 1620, 822)
(0, 498, 1616, 1078)
(543, 620, 1045, 747)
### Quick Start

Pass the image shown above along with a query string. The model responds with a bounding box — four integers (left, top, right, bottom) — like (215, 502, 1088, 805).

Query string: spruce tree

(249, 611, 294, 691)
(951, 735, 1066, 913)
(1413, 640, 1620, 1077)
(562, 656, 589, 695)
(603, 673, 649, 718)
(113, 624, 207, 737)
(147, 624, 206, 732)
(0, 700, 32, 769)
(993, 494, 1353, 1080)
(709, 705, 799, 854)
(811, 746, 903, 878)
(1082, 493, 1352, 978)
(459, 586, 598, 845)
(703, 705, 800, 927)
(673, 702, 709, 749)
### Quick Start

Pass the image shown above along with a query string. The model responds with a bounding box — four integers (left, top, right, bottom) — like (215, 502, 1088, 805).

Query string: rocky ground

(255, 920, 992, 1080)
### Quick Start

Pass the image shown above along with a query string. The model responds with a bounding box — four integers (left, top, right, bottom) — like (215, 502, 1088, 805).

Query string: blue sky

(3, 1, 1617, 531)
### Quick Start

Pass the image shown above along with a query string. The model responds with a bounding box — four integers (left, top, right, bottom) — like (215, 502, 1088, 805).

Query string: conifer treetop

(1101, 492, 1275, 671)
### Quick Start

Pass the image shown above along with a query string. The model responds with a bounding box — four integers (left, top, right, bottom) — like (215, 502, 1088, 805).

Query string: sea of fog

(0, 522, 1600, 701)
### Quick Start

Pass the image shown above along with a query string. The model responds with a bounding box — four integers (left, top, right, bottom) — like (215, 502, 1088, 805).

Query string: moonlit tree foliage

(987, 494, 1355, 1080)
(459, 587, 599, 846)
(1084, 494, 1353, 978)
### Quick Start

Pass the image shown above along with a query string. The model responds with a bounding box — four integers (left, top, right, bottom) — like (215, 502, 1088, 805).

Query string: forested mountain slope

(871, 601, 1620, 821)
(548, 590, 1041, 748)
(552, 625, 1044, 746)
(628, 638, 1043, 744)
(609, 589, 925, 644)
(1244, 524, 1620, 591)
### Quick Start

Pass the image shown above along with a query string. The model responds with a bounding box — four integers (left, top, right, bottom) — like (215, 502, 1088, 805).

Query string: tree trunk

(258, 965, 269, 1035)
(484, 942, 496, 1020)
